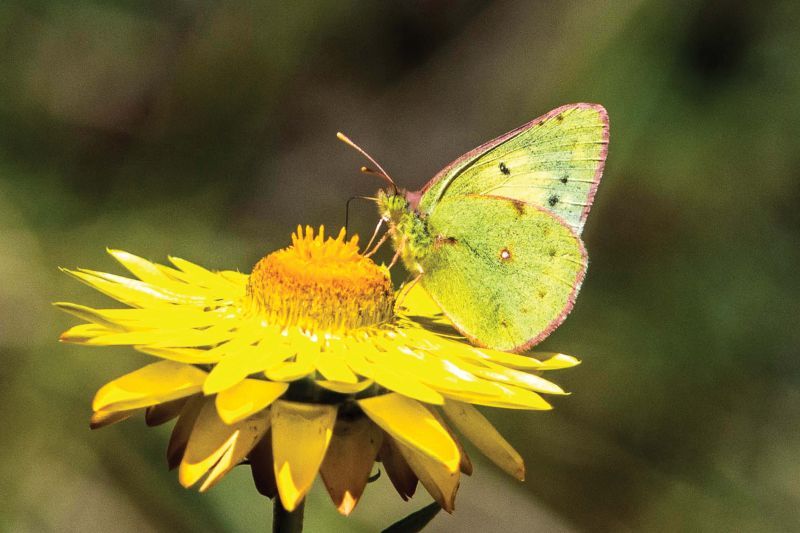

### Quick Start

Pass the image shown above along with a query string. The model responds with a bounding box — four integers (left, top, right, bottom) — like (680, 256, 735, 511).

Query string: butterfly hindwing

(417, 103, 608, 235)
(419, 195, 587, 352)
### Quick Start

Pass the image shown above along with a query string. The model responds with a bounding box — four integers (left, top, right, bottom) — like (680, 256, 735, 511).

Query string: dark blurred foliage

(2, 1, 799, 531)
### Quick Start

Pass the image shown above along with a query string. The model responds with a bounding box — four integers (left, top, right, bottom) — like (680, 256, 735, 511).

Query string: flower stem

(273, 498, 305, 533)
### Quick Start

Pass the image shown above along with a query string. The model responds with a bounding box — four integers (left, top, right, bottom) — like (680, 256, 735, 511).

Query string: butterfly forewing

(420, 195, 587, 352)
(417, 104, 608, 235)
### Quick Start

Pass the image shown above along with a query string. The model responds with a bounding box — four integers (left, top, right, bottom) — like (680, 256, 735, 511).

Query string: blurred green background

(2, 1, 799, 531)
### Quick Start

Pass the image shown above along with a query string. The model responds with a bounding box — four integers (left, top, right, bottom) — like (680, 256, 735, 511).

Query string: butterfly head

(376, 188, 410, 226)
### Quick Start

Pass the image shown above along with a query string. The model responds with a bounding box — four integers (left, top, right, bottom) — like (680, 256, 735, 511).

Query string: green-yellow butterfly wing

(417, 103, 608, 235)
(385, 103, 609, 351)
(419, 195, 587, 352)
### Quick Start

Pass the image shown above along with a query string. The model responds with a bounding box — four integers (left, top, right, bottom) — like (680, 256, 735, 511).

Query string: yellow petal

(108, 307, 220, 330)
(179, 399, 270, 490)
(352, 345, 443, 404)
(442, 382, 552, 410)
(167, 395, 206, 470)
(295, 338, 322, 368)
(374, 345, 491, 400)
(442, 400, 525, 481)
(109, 249, 235, 300)
(90, 408, 136, 429)
(457, 345, 547, 370)
(428, 407, 472, 476)
(215, 379, 288, 425)
(271, 400, 337, 511)
(397, 283, 445, 317)
(145, 397, 189, 426)
(108, 249, 175, 285)
(395, 438, 460, 513)
(155, 263, 193, 283)
(55, 302, 219, 331)
(341, 348, 375, 378)
(249, 430, 277, 498)
(201, 330, 301, 387)
(319, 416, 383, 516)
(169, 256, 239, 292)
(200, 418, 270, 492)
(313, 379, 374, 394)
(204, 331, 292, 394)
(399, 324, 551, 371)
(136, 346, 222, 364)
(358, 393, 460, 473)
(529, 352, 581, 370)
(93, 361, 207, 412)
(202, 320, 263, 356)
(79, 325, 237, 348)
(220, 270, 249, 285)
(314, 351, 358, 384)
(59, 323, 115, 343)
(53, 302, 125, 331)
(469, 361, 567, 395)
(264, 360, 315, 382)
(64, 268, 203, 306)
(370, 365, 444, 405)
(379, 435, 418, 500)
(107, 249, 217, 294)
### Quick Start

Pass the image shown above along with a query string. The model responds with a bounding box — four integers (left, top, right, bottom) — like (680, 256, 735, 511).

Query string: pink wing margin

(411, 103, 610, 230)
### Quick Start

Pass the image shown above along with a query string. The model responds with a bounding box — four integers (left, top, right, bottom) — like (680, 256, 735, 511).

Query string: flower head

(56, 226, 578, 515)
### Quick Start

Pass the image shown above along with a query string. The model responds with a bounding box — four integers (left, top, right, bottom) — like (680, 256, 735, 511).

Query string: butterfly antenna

(337, 132, 398, 194)
(360, 166, 387, 178)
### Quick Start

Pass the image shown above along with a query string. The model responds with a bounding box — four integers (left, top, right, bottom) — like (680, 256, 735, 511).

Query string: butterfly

(341, 103, 608, 352)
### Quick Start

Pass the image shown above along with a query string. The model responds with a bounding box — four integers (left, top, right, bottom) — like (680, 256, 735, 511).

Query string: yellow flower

(56, 226, 578, 515)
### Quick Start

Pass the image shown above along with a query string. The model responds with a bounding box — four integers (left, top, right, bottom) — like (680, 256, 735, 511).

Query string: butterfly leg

(395, 273, 423, 309)
(387, 235, 407, 269)
(364, 217, 387, 254)
(365, 232, 390, 258)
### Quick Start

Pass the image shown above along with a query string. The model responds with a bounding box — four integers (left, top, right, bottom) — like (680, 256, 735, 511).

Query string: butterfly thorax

(376, 189, 432, 273)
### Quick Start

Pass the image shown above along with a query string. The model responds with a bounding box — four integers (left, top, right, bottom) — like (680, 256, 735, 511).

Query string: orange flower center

(246, 226, 395, 333)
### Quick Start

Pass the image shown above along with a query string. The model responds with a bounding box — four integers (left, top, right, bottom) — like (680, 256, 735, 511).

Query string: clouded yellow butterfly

(343, 103, 608, 352)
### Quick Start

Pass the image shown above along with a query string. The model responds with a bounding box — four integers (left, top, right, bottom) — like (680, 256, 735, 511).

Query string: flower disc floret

(246, 226, 394, 333)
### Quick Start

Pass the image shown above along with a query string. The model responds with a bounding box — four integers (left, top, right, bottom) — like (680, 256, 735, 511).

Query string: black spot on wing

(548, 194, 560, 207)
(560, 175, 569, 184)
(553, 113, 564, 123)
(499, 162, 510, 175)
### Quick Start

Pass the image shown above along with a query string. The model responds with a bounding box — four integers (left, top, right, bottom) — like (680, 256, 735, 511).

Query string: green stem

(273, 497, 305, 533)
